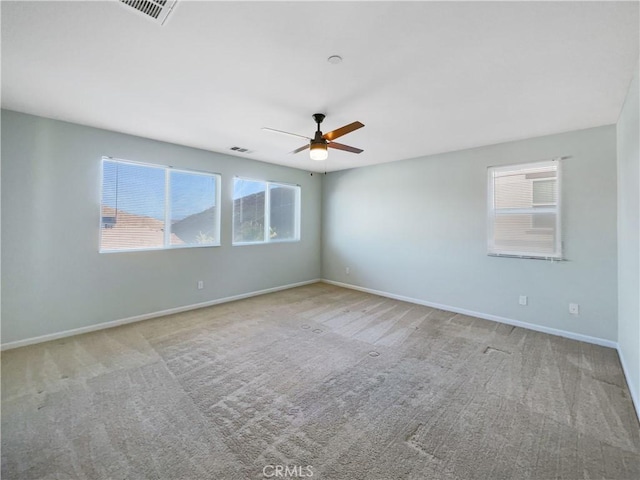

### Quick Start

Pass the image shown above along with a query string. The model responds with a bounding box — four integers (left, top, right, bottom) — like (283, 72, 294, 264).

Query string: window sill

(488, 253, 566, 261)
(232, 239, 301, 247)
(99, 243, 221, 253)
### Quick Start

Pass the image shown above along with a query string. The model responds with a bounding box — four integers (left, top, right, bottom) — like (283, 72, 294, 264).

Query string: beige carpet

(2, 283, 639, 479)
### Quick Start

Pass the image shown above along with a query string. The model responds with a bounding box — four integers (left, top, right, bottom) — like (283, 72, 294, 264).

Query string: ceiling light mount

(327, 55, 343, 65)
(313, 113, 326, 126)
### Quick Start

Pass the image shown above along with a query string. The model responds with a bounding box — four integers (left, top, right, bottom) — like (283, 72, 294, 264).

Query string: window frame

(99, 157, 221, 253)
(232, 177, 301, 246)
(487, 159, 562, 260)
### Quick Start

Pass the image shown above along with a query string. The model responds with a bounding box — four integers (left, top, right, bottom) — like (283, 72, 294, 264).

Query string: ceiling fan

(263, 113, 364, 161)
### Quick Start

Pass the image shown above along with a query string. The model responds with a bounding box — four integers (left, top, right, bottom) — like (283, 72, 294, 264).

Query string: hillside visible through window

(233, 178, 300, 244)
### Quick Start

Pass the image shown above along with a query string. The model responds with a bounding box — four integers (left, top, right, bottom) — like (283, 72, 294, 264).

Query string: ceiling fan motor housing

(311, 131, 327, 146)
(311, 113, 328, 148)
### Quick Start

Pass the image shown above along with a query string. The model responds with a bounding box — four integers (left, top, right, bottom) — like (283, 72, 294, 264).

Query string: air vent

(119, 0, 178, 25)
(230, 146, 253, 154)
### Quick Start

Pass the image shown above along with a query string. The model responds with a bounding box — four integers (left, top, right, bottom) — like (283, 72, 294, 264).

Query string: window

(487, 160, 561, 259)
(100, 157, 220, 252)
(233, 178, 300, 244)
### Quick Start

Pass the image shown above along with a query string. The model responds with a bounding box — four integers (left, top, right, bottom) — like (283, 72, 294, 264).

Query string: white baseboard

(0, 279, 321, 351)
(321, 279, 618, 349)
(617, 345, 640, 421)
(322, 279, 640, 421)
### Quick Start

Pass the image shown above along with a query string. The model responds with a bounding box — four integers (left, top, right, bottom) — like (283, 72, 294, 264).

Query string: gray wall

(0, 108, 627, 354)
(617, 63, 640, 409)
(323, 126, 618, 342)
(1, 110, 322, 344)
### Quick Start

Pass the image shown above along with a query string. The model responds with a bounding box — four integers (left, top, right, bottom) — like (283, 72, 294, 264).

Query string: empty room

(1, 1, 639, 479)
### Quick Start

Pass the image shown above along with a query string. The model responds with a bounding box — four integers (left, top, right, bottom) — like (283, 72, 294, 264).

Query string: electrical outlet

(569, 303, 579, 315)
(519, 295, 528, 306)
(197, 280, 204, 290)
(345, 267, 350, 275)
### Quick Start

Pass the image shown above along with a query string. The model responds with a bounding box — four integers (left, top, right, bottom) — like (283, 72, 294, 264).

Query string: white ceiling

(2, 1, 638, 172)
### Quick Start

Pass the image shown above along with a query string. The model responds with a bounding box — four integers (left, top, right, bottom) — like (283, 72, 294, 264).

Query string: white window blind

(100, 157, 220, 252)
(233, 178, 301, 245)
(487, 160, 561, 259)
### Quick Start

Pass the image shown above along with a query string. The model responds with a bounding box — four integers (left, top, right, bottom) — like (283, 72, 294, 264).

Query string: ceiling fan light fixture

(309, 141, 328, 161)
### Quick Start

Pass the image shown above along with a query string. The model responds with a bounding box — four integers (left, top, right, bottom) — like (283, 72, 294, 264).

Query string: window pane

(233, 179, 266, 243)
(169, 171, 217, 246)
(269, 185, 298, 241)
(101, 160, 166, 251)
(101, 158, 220, 252)
(532, 179, 557, 205)
(494, 166, 556, 209)
(493, 213, 557, 255)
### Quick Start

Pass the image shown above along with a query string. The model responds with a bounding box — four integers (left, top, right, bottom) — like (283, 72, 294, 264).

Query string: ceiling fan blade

(328, 141, 363, 154)
(290, 144, 310, 154)
(262, 127, 312, 141)
(323, 121, 364, 141)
